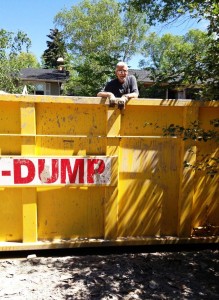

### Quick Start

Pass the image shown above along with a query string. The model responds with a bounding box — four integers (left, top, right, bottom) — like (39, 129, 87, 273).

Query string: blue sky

(1, 0, 208, 69)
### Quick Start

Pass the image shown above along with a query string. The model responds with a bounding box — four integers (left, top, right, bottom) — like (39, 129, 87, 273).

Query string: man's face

(115, 65, 128, 83)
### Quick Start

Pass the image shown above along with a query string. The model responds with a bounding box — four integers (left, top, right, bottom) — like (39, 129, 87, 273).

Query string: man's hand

(109, 94, 116, 107)
(118, 96, 128, 110)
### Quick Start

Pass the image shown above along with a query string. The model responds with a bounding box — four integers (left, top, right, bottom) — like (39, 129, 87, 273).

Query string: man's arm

(122, 92, 138, 100)
(97, 91, 115, 99)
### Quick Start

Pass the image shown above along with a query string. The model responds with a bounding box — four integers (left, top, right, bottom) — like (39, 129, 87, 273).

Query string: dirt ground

(0, 247, 218, 300)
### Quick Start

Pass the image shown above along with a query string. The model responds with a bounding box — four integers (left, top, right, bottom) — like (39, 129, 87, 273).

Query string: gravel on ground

(0, 248, 218, 299)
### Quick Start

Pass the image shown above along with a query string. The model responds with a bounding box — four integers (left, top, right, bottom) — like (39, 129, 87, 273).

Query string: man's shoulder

(126, 75, 137, 84)
(106, 78, 119, 86)
(128, 74, 136, 80)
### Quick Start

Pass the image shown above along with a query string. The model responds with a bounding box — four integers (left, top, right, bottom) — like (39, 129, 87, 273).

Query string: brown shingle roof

(19, 68, 69, 83)
(129, 69, 153, 83)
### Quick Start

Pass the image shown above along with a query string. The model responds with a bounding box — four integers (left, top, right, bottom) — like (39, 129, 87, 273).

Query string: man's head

(115, 62, 128, 83)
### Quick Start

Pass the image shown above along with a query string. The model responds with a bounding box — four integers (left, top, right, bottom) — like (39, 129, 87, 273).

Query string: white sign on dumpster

(0, 157, 111, 186)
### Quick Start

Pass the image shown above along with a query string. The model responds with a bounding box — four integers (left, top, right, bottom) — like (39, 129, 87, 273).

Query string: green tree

(139, 29, 212, 98)
(0, 29, 34, 93)
(42, 29, 66, 69)
(127, 0, 219, 99)
(16, 52, 40, 69)
(55, 0, 123, 57)
(126, 0, 218, 31)
(54, 0, 148, 96)
(66, 52, 121, 96)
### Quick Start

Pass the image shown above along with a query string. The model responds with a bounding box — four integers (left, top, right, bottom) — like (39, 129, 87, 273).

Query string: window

(34, 83, 51, 95)
(35, 84, 44, 95)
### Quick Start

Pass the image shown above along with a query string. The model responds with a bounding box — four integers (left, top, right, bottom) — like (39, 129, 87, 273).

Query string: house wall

(50, 83, 60, 95)
(22, 82, 61, 96)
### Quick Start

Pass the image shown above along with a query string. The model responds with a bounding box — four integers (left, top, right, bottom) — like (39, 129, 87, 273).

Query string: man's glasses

(117, 70, 128, 74)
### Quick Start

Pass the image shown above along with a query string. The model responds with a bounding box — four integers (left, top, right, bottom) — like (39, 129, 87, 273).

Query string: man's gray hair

(116, 62, 128, 69)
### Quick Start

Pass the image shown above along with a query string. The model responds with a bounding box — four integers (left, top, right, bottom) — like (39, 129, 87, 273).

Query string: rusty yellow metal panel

(0, 188, 22, 242)
(36, 103, 106, 136)
(120, 105, 185, 136)
(20, 101, 37, 242)
(0, 101, 20, 134)
(177, 106, 199, 237)
(36, 137, 106, 156)
(22, 188, 37, 243)
(37, 187, 104, 240)
(37, 157, 118, 240)
(0, 137, 21, 155)
(35, 103, 107, 156)
(104, 106, 120, 239)
(0, 94, 218, 250)
(20, 102, 36, 135)
(192, 142, 219, 229)
(0, 101, 21, 155)
(118, 138, 180, 237)
(104, 157, 119, 239)
(199, 107, 219, 129)
(20, 102, 36, 155)
(107, 108, 121, 136)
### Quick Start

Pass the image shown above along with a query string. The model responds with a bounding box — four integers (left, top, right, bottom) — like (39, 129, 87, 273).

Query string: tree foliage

(42, 29, 67, 69)
(16, 52, 40, 69)
(55, 0, 123, 57)
(144, 118, 219, 176)
(126, 0, 218, 31)
(139, 29, 214, 99)
(127, 0, 219, 99)
(66, 52, 121, 96)
(54, 0, 148, 96)
(0, 29, 36, 93)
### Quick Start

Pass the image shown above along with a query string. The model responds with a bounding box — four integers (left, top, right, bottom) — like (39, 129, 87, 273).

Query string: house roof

(20, 68, 151, 84)
(129, 69, 153, 83)
(19, 68, 69, 83)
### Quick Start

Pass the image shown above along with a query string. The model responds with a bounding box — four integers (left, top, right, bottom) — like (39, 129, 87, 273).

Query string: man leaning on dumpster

(97, 62, 139, 109)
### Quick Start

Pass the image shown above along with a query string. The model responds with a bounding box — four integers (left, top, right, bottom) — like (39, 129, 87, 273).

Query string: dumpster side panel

(0, 95, 218, 249)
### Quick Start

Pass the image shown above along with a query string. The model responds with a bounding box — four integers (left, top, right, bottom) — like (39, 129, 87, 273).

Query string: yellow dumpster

(0, 94, 218, 251)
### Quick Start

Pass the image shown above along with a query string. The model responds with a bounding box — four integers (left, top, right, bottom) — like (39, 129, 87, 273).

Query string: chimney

(57, 57, 64, 71)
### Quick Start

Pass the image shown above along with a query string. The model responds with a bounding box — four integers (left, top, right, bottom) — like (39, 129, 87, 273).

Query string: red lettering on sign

(14, 159, 35, 184)
(87, 159, 105, 183)
(61, 159, 84, 183)
(2, 170, 11, 176)
(38, 159, 59, 183)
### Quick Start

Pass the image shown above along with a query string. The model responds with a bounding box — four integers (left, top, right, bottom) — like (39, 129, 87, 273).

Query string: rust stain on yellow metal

(0, 94, 218, 249)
